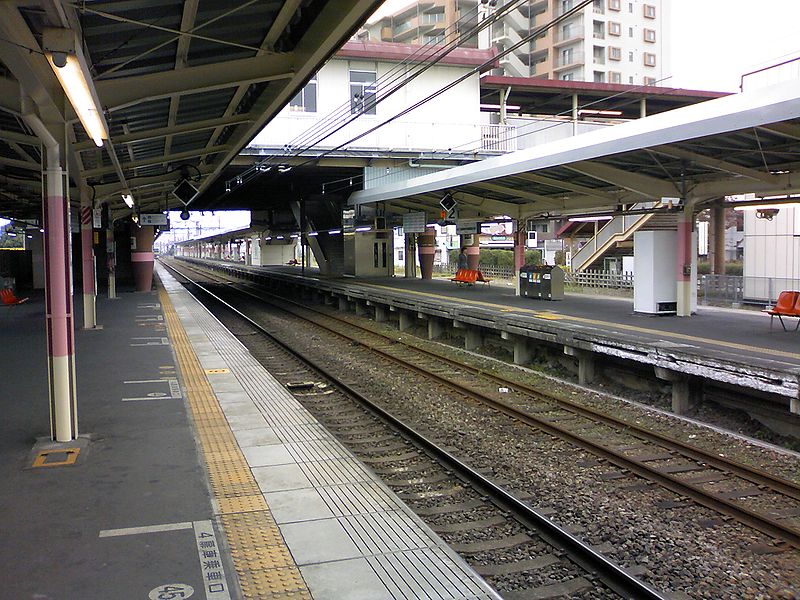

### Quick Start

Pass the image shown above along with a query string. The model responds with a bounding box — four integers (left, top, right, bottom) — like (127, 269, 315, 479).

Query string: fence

(565, 269, 634, 289)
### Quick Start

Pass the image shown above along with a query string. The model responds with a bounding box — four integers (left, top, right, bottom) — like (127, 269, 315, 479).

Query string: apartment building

(362, 0, 670, 86)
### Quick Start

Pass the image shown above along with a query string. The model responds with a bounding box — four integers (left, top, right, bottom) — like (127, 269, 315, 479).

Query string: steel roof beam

(651, 145, 778, 184)
(264, 0, 303, 49)
(97, 54, 294, 111)
(473, 180, 566, 205)
(0, 129, 39, 146)
(565, 161, 677, 199)
(514, 172, 617, 201)
(83, 145, 229, 178)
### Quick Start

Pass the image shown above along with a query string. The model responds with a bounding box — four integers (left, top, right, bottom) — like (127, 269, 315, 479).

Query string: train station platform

(180, 259, 800, 424)
(0, 266, 499, 599)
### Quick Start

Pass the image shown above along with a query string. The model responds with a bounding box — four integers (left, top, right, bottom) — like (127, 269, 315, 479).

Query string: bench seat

(763, 290, 800, 331)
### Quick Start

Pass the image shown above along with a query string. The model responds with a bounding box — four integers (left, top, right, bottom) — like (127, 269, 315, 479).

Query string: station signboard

(140, 213, 169, 226)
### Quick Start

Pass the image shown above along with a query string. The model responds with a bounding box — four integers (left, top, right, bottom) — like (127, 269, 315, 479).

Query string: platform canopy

(349, 79, 800, 221)
(0, 0, 382, 221)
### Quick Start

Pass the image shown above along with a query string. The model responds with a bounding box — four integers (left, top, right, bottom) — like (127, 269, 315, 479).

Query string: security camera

(51, 51, 68, 68)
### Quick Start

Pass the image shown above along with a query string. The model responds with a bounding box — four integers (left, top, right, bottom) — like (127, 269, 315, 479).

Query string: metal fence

(565, 270, 634, 289)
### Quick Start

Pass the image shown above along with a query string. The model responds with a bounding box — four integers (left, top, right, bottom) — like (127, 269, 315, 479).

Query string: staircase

(571, 203, 677, 272)
(290, 197, 345, 275)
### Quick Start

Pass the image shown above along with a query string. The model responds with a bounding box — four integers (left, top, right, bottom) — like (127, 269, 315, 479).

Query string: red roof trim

(480, 75, 729, 100)
(337, 40, 497, 70)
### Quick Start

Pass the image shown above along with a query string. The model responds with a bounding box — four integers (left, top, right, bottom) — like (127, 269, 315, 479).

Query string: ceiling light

(307, 231, 318, 237)
(355, 226, 372, 232)
(122, 193, 135, 208)
(328, 229, 341, 235)
(276, 235, 284, 240)
(43, 28, 108, 147)
(568, 216, 613, 222)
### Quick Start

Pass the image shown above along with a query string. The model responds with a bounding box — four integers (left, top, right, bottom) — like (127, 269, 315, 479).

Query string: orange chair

(450, 269, 478, 286)
(1, 288, 28, 305)
(476, 270, 492, 285)
(763, 290, 800, 331)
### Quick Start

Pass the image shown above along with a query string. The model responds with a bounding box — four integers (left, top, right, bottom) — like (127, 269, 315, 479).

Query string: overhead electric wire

(225, 0, 530, 191)
(288, 0, 595, 173)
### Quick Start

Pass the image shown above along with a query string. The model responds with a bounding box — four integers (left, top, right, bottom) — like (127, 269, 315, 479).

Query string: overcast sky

(373, 0, 800, 92)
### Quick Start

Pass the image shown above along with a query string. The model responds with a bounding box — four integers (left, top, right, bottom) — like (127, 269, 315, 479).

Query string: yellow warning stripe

(158, 281, 311, 599)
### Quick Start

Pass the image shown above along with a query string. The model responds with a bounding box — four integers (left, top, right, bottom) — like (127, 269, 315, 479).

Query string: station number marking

(149, 583, 193, 600)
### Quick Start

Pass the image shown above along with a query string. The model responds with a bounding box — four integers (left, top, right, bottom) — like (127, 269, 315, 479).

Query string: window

(423, 33, 445, 44)
(421, 11, 445, 24)
(593, 0, 604, 13)
(561, 0, 574, 13)
(608, 21, 621, 36)
(289, 75, 317, 112)
(350, 69, 377, 115)
(643, 28, 656, 42)
(593, 20, 605, 38)
(561, 47, 574, 65)
(628, 2, 633, 12)
(629, 75, 634, 84)
(628, 26, 633, 37)
(561, 72, 574, 81)
(608, 0, 620, 10)
(562, 23, 573, 40)
(609, 71, 622, 83)
(628, 51, 634, 62)
(593, 45, 605, 64)
(593, 70, 606, 82)
(608, 46, 621, 61)
(644, 76, 657, 85)
(643, 52, 656, 66)
(643, 3, 656, 18)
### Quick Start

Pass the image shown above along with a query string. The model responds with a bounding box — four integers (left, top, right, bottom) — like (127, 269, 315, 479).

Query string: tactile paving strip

(159, 282, 311, 600)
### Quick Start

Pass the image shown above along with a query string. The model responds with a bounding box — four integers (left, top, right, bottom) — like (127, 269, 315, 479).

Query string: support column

(79, 182, 96, 328)
(513, 227, 525, 296)
(564, 346, 595, 385)
(106, 215, 116, 299)
(571, 93, 578, 135)
(42, 139, 78, 442)
(338, 296, 349, 312)
(404, 234, 417, 278)
(711, 202, 726, 275)
(464, 327, 483, 351)
(428, 317, 443, 340)
(676, 203, 694, 317)
(655, 367, 697, 415)
(131, 225, 155, 292)
(417, 229, 435, 279)
(399, 310, 414, 332)
(640, 98, 647, 118)
(374, 304, 388, 323)
(466, 233, 481, 271)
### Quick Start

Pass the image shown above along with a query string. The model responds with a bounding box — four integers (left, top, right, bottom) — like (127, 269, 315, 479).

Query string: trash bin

(519, 265, 564, 300)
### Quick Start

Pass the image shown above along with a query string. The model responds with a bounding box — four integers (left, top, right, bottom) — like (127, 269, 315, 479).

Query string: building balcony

(553, 50, 585, 70)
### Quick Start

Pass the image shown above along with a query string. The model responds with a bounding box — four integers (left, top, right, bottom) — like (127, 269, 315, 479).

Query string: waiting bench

(450, 269, 492, 286)
(763, 290, 800, 331)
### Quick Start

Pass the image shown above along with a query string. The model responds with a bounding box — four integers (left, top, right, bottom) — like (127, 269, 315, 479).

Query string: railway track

(162, 258, 668, 599)
(165, 257, 800, 554)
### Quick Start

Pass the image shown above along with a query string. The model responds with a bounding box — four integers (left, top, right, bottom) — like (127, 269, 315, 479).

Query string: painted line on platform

(360, 282, 800, 361)
(99, 521, 193, 538)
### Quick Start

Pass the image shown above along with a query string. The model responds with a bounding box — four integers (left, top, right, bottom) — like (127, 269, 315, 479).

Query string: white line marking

(99, 521, 193, 538)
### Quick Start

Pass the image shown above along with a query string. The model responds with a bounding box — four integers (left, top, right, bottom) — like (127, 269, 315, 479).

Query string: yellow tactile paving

(158, 282, 312, 600)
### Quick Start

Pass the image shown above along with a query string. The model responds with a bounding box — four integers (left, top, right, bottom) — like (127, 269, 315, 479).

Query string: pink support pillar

(466, 234, 481, 271)
(417, 230, 436, 279)
(43, 161, 78, 441)
(131, 225, 155, 292)
(513, 228, 525, 296)
(80, 184, 97, 328)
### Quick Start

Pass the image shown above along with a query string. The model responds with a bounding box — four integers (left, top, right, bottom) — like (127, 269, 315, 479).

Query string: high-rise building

(361, 0, 670, 86)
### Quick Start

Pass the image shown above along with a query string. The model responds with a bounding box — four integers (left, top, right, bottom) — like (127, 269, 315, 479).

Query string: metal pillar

(35, 122, 78, 442)
(79, 182, 96, 328)
(676, 202, 695, 317)
(640, 98, 647, 118)
(513, 228, 525, 296)
(404, 234, 417, 278)
(711, 202, 726, 275)
(572, 94, 578, 135)
(132, 225, 155, 292)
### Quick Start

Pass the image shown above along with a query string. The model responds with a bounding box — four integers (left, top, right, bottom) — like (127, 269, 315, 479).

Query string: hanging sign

(402, 211, 426, 233)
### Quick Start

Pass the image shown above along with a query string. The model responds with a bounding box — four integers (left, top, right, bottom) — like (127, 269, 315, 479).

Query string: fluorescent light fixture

(355, 226, 372, 232)
(479, 103, 521, 110)
(578, 109, 623, 116)
(265, 236, 272, 241)
(290, 234, 299, 238)
(122, 193, 135, 208)
(278, 165, 292, 173)
(6, 231, 16, 237)
(307, 231, 319, 237)
(568, 216, 613, 222)
(39, 228, 45, 233)
(733, 203, 800, 211)
(276, 235, 284, 240)
(328, 229, 341, 235)
(43, 29, 108, 147)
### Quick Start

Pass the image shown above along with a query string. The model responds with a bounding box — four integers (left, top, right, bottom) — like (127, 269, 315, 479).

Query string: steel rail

(161, 258, 671, 600)
(167, 258, 800, 548)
